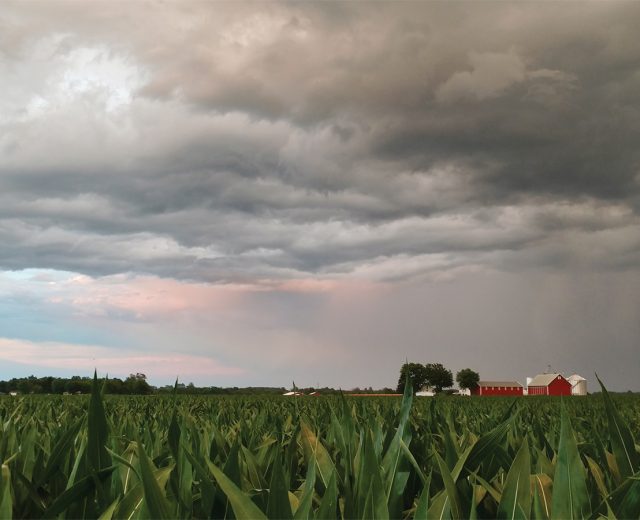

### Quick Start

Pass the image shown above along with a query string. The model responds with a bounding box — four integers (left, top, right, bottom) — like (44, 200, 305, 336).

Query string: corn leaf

(381, 376, 413, 504)
(315, 469, 338, 520)
(551, 403, 590, 519)
(112, 465, 173, 520)
(42, 466, 115, 519)
(414, 472, 431, 520)
(596, 375, 639, 480)
(300, 422, 337, 490)
(207, 461, 267, 520)
(87, 372, 111, 473)
(435, 451, 463, 519)
(426, 490, 451, 520)
(293, 458, 316, 520)
(97, 498, 119, 520)
(497, 437, 531, 520)
(37, 418, 82, 487)
(267, 450, 293, 520)
(585, 456, 608, 500)
(137, 441, 173, 520)
(0, 464, 12, 520)
(181, 442, 216, 518)
(464, 417, 514, 480)
(531, 474, 552, 520)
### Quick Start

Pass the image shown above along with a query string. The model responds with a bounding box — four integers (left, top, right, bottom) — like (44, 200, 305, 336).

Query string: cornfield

(0, 375, 639, 519)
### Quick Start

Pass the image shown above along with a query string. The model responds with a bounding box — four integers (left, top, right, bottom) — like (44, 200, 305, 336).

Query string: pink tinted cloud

(36, 272, 380, 320)
(59, 275, 250, 318)
(0, 337, 245, 379)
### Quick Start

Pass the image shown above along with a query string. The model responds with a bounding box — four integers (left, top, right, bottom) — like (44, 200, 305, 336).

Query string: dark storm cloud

(1, 1, 639, 282)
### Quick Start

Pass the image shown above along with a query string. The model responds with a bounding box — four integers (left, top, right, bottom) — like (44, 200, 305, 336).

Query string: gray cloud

(1, 1, 639, 284)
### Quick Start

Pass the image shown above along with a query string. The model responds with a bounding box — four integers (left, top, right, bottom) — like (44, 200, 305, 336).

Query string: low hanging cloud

(2, 2, 639, 284)
(436, 50, 528, 103)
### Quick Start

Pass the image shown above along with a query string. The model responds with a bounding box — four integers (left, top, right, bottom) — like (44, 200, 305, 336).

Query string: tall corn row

(0, 374, 638, 519)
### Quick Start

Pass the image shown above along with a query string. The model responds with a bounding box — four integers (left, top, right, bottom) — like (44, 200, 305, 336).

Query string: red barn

(527, 373, 572, 396)
(471, 381, 523, 396)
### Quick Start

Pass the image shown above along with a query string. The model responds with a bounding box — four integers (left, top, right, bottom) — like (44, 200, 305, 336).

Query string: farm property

(0, 376, 639, 519)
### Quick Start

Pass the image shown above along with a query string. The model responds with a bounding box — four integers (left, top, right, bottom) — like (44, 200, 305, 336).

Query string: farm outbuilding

(568, 374, 588, 395)
(470, 381, 523, 396)
(527, 373, 572, 396)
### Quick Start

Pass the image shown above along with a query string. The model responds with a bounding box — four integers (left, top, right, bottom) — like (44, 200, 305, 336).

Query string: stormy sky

(1, 2, 639, 390)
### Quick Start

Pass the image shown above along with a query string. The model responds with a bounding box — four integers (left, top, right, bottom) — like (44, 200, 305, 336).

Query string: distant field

(0, 383, 639, 519)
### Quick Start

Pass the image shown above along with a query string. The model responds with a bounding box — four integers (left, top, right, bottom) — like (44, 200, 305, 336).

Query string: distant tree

(397, 362, 429, 394)
(17, 379, 32, 394)
(39, 376, 54, 393)
(106, 378, 125, 394)
(424, 363, 453, 393)
(456, 369, 480, 391)
(125, 373, 152, 394)
(66, 376, 91, 394)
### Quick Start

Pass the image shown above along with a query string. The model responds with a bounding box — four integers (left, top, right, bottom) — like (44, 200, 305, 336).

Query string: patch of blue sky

(1, 268, 79, 283)
(0, 295, 127, 349)
(0, 359, 82, 380)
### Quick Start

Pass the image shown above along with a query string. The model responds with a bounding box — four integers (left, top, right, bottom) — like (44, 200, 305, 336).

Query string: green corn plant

(0, 376, 638, 518)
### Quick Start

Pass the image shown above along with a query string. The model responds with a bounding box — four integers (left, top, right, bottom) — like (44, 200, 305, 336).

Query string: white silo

(568, 374, 587, 395)
(524, 377, 533, 396)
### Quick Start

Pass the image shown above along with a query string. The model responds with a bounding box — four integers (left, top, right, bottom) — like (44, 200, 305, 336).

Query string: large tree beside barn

(456, 368, 480, 391)
(396, 362, 428, 394)
(397, 362, 453, 393)
(424, 363, 453, 392)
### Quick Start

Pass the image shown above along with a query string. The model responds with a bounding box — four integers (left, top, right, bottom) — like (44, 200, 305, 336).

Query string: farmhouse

(527, 373, 572, 396)
(470, 381, 523, 396)
(416, 387, 435, 397)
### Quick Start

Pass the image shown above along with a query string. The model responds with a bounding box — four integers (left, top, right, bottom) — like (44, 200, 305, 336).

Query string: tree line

(1, 367, 479, 396)
(396, 362, 479, 394)
(0, 375, 393, 396)
(0, 373, 153, 395)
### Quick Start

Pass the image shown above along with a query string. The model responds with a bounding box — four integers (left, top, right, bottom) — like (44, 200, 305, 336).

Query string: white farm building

(416, 387, 436, 397)
(567, 374, 588, 395)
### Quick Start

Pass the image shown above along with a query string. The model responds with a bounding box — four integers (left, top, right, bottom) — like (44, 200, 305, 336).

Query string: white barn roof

(567, 374, 586, 382)
(478, 381, 522, 388)
(528, 373, 564, 387)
